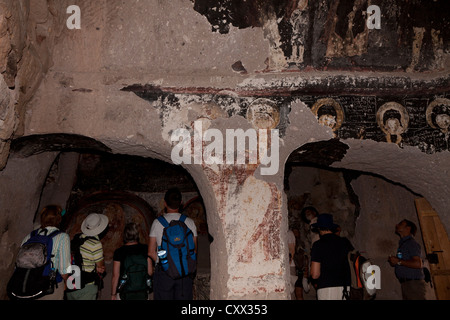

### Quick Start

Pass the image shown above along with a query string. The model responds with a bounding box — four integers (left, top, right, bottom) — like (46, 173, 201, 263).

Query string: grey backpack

(7, 229, 61, 299)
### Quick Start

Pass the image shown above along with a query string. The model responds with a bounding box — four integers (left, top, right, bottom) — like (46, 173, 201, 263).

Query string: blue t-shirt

(395, 235, 424, 280)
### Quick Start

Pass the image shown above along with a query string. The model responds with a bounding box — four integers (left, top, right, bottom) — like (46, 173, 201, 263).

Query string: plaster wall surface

(0, 0, 68, 168)
(333, 139, 450, 235)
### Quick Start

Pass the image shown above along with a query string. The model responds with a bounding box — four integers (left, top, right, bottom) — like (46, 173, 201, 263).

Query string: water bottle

(117, 274, 127, 292)
(397, 251, 403, 259)
(157, 247, 168, 266)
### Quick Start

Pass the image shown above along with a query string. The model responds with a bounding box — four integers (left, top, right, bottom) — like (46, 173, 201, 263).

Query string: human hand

(97, 265, 106, 274)
(388, 255, 399, 267)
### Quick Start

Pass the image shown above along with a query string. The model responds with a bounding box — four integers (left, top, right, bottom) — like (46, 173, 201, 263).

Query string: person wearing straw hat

(66, 213, 109, 300)
(310, 213, 354, 300)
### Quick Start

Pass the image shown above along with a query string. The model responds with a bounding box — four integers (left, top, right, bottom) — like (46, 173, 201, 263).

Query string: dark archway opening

(54, 152, 212, 300)
(7, 134, 212, 300)
(284, 140, 436, 300)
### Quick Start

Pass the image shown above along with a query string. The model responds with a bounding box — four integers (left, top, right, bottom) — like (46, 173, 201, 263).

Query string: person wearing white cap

(66, 213, 109, 300)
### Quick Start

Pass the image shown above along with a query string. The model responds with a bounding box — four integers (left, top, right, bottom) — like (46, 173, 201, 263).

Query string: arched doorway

(284, 138, 444, 300)
(1, 134, 212, 300)
(56, 151, 212, 300)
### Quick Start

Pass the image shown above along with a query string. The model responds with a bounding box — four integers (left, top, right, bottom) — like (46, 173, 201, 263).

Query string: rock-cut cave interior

(0, 0, 449, 303)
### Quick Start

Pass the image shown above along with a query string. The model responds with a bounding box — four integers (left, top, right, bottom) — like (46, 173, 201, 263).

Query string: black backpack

(66, 233, 101, 291)
(118, 253, 150, 300)
(7, 228, 61, 299)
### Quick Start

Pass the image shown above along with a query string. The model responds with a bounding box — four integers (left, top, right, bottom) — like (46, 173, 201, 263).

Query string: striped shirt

(21, 227, 71, 276)
(79, 234, 104, 272)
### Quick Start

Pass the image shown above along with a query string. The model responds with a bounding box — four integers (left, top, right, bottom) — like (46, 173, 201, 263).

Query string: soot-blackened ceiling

(121, 0, 450, 154)
(192, 0, 450, 71)
(10, 134, 112, 157)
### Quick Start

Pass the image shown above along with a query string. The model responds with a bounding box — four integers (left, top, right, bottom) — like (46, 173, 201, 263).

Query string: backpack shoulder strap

(348, 250, 358, 288)
(157, 216, 170, 228)
(75, 235, 97, 250)
(71, 233, 82, 247)
(355, 255, 363, 288)
(36, 228, 49, 236)
(71, 234, 95, 255)
(179, 215, 187, 223)
(48, 229, 62, 238)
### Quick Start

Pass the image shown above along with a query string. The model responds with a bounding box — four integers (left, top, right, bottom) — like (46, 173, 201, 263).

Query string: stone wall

(287, 166, 358, 238)
(0, 152, 58, 299)
(352, 174, 436, 300)
(0, 0, 449, 300)
(0, 0, 67, 169)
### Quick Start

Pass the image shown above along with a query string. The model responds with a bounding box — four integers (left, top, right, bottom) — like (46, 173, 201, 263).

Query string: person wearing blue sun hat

(310, 213, 354, 300)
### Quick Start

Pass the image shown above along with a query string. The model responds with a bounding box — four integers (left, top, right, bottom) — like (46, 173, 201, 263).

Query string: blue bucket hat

(311, 213, 338, 230)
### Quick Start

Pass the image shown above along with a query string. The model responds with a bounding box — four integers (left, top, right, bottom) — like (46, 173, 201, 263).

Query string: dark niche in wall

(65, 152, 200, 220)
(73, 153, 197, 193)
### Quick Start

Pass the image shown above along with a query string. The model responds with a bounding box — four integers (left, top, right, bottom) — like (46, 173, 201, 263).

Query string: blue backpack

(7, 228, 62, 299)
(157, 215, 196, 279)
